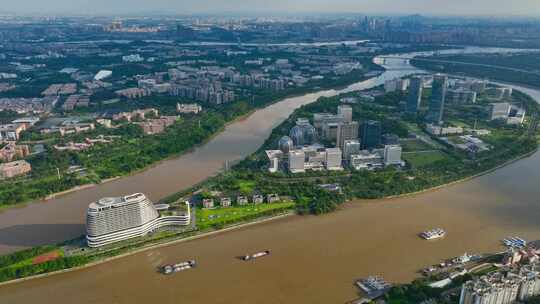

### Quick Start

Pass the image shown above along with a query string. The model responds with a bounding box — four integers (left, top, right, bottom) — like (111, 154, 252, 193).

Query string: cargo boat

(420, 228, 446, 240)
(161, 260, 196, 274)
(242, 250, 270, 261)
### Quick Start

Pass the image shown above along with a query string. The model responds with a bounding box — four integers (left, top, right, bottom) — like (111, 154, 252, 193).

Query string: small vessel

(501, 237, 527, 248)
(161, 260, 196, 274)
(420, 228, 446, 240)
(242, 250, 270, 261)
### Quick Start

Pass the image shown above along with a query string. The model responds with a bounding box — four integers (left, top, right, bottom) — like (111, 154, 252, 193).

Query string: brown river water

(0, 47, 539, 303)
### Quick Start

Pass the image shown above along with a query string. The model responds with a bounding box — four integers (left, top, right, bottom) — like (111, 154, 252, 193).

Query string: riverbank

(0, 210, 295, 287)
(2, 46, 540, 304)
(0, 69, 381, 212)
(384, 146, 539, 200)
(1, 144, 537, 286)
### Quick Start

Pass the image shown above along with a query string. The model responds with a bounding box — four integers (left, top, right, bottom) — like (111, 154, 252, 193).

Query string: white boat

(162, 260, 196, 274)
(501, 237, 527, 248)
(242, 250, 270, 261)
(420, 228, 446, 240)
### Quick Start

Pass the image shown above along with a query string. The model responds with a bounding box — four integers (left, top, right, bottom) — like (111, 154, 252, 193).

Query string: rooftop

(89, 193, 147, 209)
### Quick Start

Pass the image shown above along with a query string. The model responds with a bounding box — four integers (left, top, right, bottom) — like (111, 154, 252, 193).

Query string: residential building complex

(459, 264, 540, 304)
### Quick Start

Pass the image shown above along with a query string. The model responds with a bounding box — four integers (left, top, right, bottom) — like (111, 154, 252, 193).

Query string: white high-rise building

(343, 139, 361, 160)
(337, 121, 359, 150)
(338, 105, 353, 123)
(288, 149, 305, 173)
(325, 148, 343, 170)
(459, 264, 540, 304)
(86, 193, 190, 247)
(383, 145, 403, 166)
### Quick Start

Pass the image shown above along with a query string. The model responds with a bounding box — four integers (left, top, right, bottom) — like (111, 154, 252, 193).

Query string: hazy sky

(4, 0, 540, 16)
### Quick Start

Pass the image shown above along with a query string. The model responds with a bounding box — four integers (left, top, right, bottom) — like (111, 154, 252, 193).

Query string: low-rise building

(115, 88, 150, 99)
(426, 124, 464, 136)
(112, 108, 159, 122)
(135, 116, 179, 135)
(220, 197, 232, 208)
(0, 160, 31, 179)
(0, 123, 26, 141)
(489, 102, 511, 120)
(237, 196, 248, 205)
(252, 195, 264, 205)
(0, 142, 30, 162)
(266, 194, 280, 203)
(176, 103, 202, 114)
(350, 150, 384, 170)
(202, 199, 214, 209)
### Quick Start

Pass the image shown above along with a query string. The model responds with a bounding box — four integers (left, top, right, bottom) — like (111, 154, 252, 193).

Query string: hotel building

(86, 193, 190, 247)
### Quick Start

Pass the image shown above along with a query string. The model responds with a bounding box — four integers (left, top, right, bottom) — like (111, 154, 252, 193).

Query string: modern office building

(384, 78, 409, 93)
(278, 136, 294, 153)
(337, 121, 359, 150)
(85, 193, 190, 247)
(426, 74, 448, 124)
(289, 125, 305, 147)
(382, 133, 400, 145)
(288, 149, 306, 173)
(338, 105, 353, 123)
(350, 151, 383, 170)
(489, 102, 511, 120)
(447, 89, 477, 104)
(322, 122, 340, 141)
(313, 113, 343, 130)
(289, 119, 317, 147)
(325, 148, 343, 170)
(343, 139, 361, 160)
(383, 145, 404, 166)
(406, 76, 423, 113)
(361, 120, 382, 150)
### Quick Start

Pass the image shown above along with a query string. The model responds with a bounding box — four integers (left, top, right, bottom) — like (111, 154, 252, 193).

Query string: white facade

(86, 193, 190, 247)
(350, 151, 383, 170)
(426, 123, 464, 136)
(384, 145, 403, 166)
(343, 139, 361, 160)
(459, 264, 540, 304)
(338, 105, 353, 123)
(489, 103, 511, 120)
(288, 150, 305, 173)
(94, 70, 112, 81)
(325, 148, 343, 170)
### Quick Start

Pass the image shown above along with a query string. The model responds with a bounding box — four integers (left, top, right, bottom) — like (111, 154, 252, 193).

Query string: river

(0, 46, 539, 304)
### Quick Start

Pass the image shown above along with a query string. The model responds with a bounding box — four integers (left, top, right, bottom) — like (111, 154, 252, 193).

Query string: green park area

(402, 151, 449, 168)
(196, 202, 295, 230)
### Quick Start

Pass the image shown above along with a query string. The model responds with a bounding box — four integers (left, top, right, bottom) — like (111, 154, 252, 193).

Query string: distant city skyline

(3, 0, 540, 17)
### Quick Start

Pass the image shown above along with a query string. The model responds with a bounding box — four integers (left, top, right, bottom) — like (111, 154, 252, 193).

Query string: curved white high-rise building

(86, 193, 190, 247)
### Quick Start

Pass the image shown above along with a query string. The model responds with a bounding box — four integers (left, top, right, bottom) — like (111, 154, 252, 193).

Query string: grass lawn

(1, 249, 64, 270)
(448, 119, 471, 128)
(196, 201, 295, 229)
(401, 139, 434, 152)
(403, 151, 449, 168)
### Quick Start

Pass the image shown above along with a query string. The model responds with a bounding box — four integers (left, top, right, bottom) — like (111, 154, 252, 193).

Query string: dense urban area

(1, 13, 540, 304)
